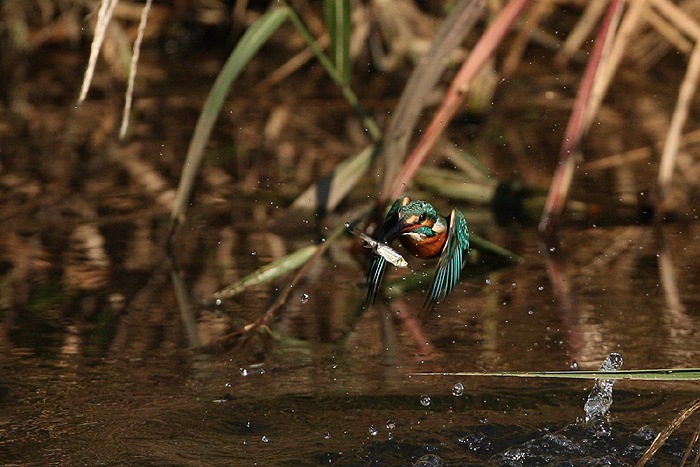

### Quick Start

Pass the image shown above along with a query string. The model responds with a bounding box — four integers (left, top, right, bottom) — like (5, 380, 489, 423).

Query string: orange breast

(400, 232, 446, 259)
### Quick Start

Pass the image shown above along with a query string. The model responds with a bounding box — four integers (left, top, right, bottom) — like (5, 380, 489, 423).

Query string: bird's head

(384, 200, 443, 242)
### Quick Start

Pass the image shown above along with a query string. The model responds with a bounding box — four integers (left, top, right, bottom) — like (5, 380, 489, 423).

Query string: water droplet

(251, 250, 257, 256)
(452, 382, 464, 397)
(368, 425, 378, 436)
(387, 432, 393, 440)
(485, 278, 491, 285)
(549, 246, 556, 252)
(225, 382, 232, 387)
(538, 286, 544, 291)
(215, 298, 222, 306)
(323, 432, 332, 439)
(570, 361, 579, 370)
(601, 352, 624, 371)
(300, 293, 309, 304)
(528, 309, 534, 315)
(261, 435, 269, 443)
(385, 420, 396, 430)
(240, 368, 249, 376)
(420, 394, 431, 406)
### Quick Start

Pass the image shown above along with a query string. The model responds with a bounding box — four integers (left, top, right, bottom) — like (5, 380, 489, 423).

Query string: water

(584, 352, 624, 425)
(2, 218, 700, 465)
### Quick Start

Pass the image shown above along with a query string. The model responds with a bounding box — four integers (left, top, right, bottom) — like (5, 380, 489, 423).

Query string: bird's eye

(418, 213, 426, 222)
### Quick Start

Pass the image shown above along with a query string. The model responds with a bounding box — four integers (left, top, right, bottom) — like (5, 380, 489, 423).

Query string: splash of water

(583, 352, 623, 434)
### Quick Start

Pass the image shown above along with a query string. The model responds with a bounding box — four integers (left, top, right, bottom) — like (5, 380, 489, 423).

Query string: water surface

(2, 219, 699, 465)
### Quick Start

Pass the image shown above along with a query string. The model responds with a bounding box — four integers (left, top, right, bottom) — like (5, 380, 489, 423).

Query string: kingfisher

(365, 195, 470, 313)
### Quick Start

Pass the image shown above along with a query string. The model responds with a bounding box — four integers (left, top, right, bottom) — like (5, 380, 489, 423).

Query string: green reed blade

(169, 7, 291, 234)
(413, 368, 700, 381)
(324, 0, 351, 85)
(290, 144, 376, 213)
(286, 4, 381, 143)
(204, 244, 318, 307)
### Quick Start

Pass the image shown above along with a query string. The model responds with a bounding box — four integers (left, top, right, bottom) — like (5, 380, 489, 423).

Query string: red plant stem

(538, 0, 624, 239)
(388, 0, 532, 201)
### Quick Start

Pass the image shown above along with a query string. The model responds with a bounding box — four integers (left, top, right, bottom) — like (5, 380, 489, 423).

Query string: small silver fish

(345, 223, 408, 268)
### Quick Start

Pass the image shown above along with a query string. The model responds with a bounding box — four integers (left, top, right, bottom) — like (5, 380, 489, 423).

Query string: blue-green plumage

(365, 195, 470, 313)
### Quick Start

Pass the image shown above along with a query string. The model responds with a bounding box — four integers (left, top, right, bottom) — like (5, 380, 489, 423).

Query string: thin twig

(588, 0, 648, 130)
(255, 34, 329, 92)
(539, 0, 624, 240)
(636, 398, 700, 466)
(581, 127, 700, 172)
(78, 0, 120, 104)
(555, 0, 608, 67)
(119, 0, 152, 139)
(679, 419, 700, 466)
(642, 6, 694, 57)
(650, 0, 700, 40)
(502, 0, 552, 76)
(657, 42, 700, 212)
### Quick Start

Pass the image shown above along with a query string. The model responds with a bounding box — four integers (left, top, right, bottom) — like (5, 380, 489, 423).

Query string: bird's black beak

(382, 218, 412, 243)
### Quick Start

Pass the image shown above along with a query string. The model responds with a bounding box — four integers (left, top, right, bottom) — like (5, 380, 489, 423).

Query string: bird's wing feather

(377, 195, 409, 241)
(365, 196, 411, 306)
(422, 209, 469, 314)
(365, 255, 387, 306)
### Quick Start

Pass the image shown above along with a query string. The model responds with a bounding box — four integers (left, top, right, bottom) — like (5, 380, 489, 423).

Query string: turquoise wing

(422, 209, 469, 313)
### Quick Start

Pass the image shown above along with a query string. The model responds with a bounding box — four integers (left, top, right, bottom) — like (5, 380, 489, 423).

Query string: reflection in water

(656, 224, 694, 350)
(542, 239, 583, 365)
